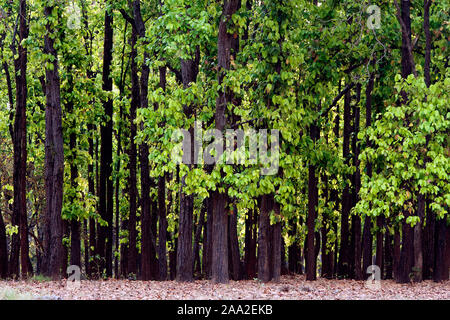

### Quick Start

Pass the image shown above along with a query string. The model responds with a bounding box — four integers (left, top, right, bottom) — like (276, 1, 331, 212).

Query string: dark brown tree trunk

(375, 216, 384, 279)
(8, 205, 19, 278)
(194, 203, 206, 277)
(443, 226, 450, 281)
(433, 218, 447, 282)
(397, 212, 414, 283)
(362, 66, 375, 275)
(384, 224, 393, 279)
(83, 221, 89, 276)
(158, 172, 168, 280)
(423, 0, 432, 87)
(12, 0, 29, 279)
(62, 220, 69, 277)
(422, 199, 435, 279)
(169, 213, 178, 280)
(337, 87, 352, 279)
(203, 197, 213, 279)
(258, 195, 273, 282)
(393, 225, 401, 279)
(306, 123, 319, 281)
(67, 72, 81, 269)
(176, 55, 199, 282)
(129, 0, 158, 281)
(228, 205, 242, 281)
(271, 203, 282, 282)
(120, 213, 128, 278)
(352, 84, 363, 280)
(114, 119, 122, 279)
(127, 30, 139, 277)
(413, 193, 425, 282)
(0, 207, 7, 279)
(87, 123, 96, 277)
(288, 217, 300, 274)
(245, 209, 257, 279)
(321, 167, 333, 279)
(98, 4, 114, 277)
(158, 66, 168, 281)
(42, 5, 64, 280)
(211, 0, 240, 284)
(395, 0, 417, 284)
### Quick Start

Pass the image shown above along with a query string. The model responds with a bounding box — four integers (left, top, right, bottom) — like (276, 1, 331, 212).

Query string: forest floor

(0, 275, 448, 300)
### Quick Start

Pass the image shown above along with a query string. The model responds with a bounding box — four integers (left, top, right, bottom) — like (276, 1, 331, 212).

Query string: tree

(42, 4, 65, 280)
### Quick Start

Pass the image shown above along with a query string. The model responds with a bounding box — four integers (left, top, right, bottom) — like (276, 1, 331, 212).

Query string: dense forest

(0, 0, 448, 286)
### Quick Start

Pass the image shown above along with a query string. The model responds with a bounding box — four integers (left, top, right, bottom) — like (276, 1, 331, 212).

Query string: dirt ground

(0, 275, 448, 300)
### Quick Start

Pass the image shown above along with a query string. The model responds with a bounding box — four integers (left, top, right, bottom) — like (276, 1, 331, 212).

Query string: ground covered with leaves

(0, 275, 448, 300)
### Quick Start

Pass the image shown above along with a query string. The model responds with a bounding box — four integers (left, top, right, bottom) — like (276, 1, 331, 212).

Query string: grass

(29, 274, 52, 282)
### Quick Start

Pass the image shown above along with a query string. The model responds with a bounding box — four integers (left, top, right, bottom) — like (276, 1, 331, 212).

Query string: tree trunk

(393, 225, 401, 279)
(158, 173, 168, 280)
(288, 217, 301, 274)
(194, 203, 206, 278)
(0, 207, 7, 279)
(210, 0, 240, 284)
(228, 205, 242, 281)
(422, 199, 435, 279)
(127, 30, 139, 277)
(413, 193, 425, 282)
(203, 196, 213, 279)
(258, 195, 273, 282)
(306, 123, 319, 281)
(362, 66, 375, 274)
(443, 226, 450, 281)
(271, 203, 282, 282)
(157, 66, 168, 281)
(337, 87, 352, 279)
(67, 72, 81, 269)
(12, 0, 29, 279)
(384, 224, 393, 279)
(395, 0, 417, 284)
(87, 123, 96, 277)
(98, 4, 114, 277)
(433, 218, 447, 282)
(42, 5, 64, 280)
(352, 84, 362, 280)
(176, 54, 199, 282)
(375, 215, 384, 279)
(397, 212, 414, 283)
(245, 209, 257, 279)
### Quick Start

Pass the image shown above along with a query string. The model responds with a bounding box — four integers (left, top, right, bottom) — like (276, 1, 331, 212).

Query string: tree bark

(433, 218, 447, 282)
(413, 193, 425, 282)
(175, 55, 199, 282)
(0, 207, 7, 279)
(352, 83, 362, 280)
(337, 86, 352, 279)
(12, 0, 29, 279)
(127, 29, 139, 276)
(271, 203, 282, 282)
(362, 65, 375, 274)
(306, 123, 319, 281)
(228, 205, 242, 281)
(258, 195, 273, 282)
(244, 209, 257, 279)
(87, 123, 96, 277)
(42, 5, 65, 280)
(98, 3, 114, 277)
(67, 71, 81, 269)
